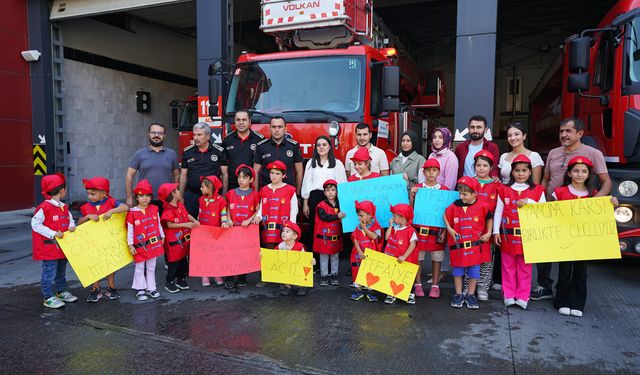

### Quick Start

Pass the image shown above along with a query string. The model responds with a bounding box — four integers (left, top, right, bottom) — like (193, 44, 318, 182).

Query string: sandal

(146, 290, 160, 299)
(136, 290, 148, 301)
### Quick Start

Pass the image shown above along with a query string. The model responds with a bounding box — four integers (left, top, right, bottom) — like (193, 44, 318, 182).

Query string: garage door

(50, 0, 191, 20)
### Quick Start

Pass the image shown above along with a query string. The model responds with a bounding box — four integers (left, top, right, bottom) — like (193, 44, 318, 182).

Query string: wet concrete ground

(1, 219, 639, 374)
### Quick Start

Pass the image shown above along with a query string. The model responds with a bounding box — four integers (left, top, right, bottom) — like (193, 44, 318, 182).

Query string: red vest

(32, 201, 70, 260)
(553, 186, 594, 201)
(80, 197, 118, 216)
(259, 183, 296, 243)
(414, 184, 449, 252)
(126, 205, 164, 263)
(445, 200, 490, 267)
(198, 195, 226, 227)
(226, 188, 259, 226)
(384, 226, 418, 264)
(161, 202, 191, 262)
(497, 184, 546, 255)
(476, 181, 499, 212)
(350, 220, 382, 282)
(347, 172, 381, 182)
(313, 200, 343, 254)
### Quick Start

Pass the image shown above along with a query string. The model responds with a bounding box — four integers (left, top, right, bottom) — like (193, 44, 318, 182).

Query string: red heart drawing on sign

(366, 272, 380, 287)
(303, 267, 311, 277)
(390, 280, 404, 296)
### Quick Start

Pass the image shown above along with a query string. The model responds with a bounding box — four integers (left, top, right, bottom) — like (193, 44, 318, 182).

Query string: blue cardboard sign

(413, 188, 460, 228)
(338, 174, 409, 232)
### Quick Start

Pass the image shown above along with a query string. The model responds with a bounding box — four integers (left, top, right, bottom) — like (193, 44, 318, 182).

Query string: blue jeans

(41, 259, 68, 298)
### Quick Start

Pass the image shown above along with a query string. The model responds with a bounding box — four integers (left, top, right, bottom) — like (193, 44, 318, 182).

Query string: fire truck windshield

(627, 17, 640, 84)
(225, 56, 365, 122)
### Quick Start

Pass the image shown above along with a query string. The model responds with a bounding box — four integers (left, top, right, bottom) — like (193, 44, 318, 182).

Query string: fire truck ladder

(51, 24, 68, 189)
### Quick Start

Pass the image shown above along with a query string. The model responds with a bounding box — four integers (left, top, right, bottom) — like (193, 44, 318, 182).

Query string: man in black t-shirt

(223, 110, 264, 190)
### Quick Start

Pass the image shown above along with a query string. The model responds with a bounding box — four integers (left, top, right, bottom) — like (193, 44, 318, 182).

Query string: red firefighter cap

(422, 158, 440, 169)
(284, 221, 301, 238)
(266, 160, 287, 172)
(351, 147, 372, 162)
(355, 200, 376, 216)
(235, 163, 255, 179)
(82, 176, 110, 193)
(567, 156, 594, 169)
(474, 149, 495, 164)
(390, 203, 414, 224)
(133, 179, 153, 195)
(200, 175, 222, 193)
(457, 176, 480, 192)
(157, 183, 179, 201)
(323, 179, 338, 188)
(41, 173, 66, 198)
(511, 154, 532, 166)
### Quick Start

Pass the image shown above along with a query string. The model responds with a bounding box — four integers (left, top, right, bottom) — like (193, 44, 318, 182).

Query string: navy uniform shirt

(253, 137, 303, 187)
(181, 142, 227, 193)
(223, 129, 264, 189)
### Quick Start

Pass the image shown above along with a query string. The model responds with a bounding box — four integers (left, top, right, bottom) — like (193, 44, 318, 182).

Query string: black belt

(169, 233, 191, 247)
(262, 222, 284, 230)
(44, 239, 57, 245)
(351, 262, 360, 267)
(502, 228, 521, 236)
(316, 234, 342, 241)
(419, 228, 440, 236)
(133, 236, 160, 249)
(451, 240, 482, 250)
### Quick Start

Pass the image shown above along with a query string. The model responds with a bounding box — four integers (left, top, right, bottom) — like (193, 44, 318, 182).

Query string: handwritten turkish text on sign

(413, 189, 459, 227)
(354, 248, 419, 301)
(519, 196, 620, 263)
(57, 213, 133, 287)
(189, 225, 261, 277)
(261, 249, 314, 287)
(338, 174, 409, 232)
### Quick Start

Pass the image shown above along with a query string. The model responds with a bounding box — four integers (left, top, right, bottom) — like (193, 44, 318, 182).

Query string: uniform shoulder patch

(183, 144, 194, 152)
(226, 130, 237, 138)
(253, 130, 265, 139)
(212, 143, 224, 152)
(257, 138, 269, 146)
(286, 138, 298, 145)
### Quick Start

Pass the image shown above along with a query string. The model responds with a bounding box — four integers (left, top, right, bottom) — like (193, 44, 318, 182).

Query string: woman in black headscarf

(390, 130, 426, 192)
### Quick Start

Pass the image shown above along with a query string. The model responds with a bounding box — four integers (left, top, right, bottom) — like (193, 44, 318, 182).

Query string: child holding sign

(493, 155, 546, 310)
(277, 222, 314, 296)
(79, 176, 128, 302)
(411, 158, 448, 299)
(31, 173, 78, 309)
(347, 148, 381, 181)
(256, 160, 298, 248)
(350, 200, 382, 302)
(159, 183, 199, 294)
(313, 179, 345, 286)
(551, 156, 617, 317)
(127, 179, 165, 301)
(444, 177, 493, 309)
(198, 175, 227, 287)
(225, 164, 260, 288)
(383, 204, 418, 305)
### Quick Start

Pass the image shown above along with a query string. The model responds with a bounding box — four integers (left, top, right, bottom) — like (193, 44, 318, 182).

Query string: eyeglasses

(149, 131, 165, 136)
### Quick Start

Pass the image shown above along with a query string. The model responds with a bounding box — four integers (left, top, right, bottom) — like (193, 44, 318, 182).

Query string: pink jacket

(427, 149, 459, 190)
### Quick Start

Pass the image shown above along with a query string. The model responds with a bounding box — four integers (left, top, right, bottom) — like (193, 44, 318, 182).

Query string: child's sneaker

(86, 288, 102, 303)
(57, 290, 78, 303)
(515, 299, 528, 310)
(504, 297, 516, 307)
(43, 295, 65, 309)
(146, 290, 160, 299)
(331, 275, 339, 286)
(384, 295, 396, 304)
(136, 290, 148, 301)
(164, 282, 180, 293)
(406, 293, 416, 305)
(477, 289, 489, 301)
(530, 286, 553, 300)
(428, 285, 441, 299)
(350, 290, 365, 301)
(465, 294, 480, 309)
(175, 279, 190, 290)
(570, 309, 583, 317)
(214, 277, 224, 286)
(236, 276, 247, 287)
(320, 276, 329, 286)
(366, 292, 378, 302)
(414, 283, 425, 297)
(491, 283, 502, 291)
(558, 307, 571, 316)
(106, 287, 120, 300)
(224, 280, 235, 290)
(450, 293, 464, 308)
(279, 286, 292, 296)
(202, 277, 211, 287)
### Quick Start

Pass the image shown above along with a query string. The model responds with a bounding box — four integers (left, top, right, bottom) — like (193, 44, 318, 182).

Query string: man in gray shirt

(126, 123, 180, 208)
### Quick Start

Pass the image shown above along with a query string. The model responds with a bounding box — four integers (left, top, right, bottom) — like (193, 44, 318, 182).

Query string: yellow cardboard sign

(355, 248, 419, 301)
(260, 248, 314, 287)
(57, 213, 133, 287)
(519, 196, 621, 263)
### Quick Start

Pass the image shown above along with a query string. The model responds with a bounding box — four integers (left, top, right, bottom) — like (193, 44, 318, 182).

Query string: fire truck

(529, 0, 640, 257)
(175, 0, 445, 162)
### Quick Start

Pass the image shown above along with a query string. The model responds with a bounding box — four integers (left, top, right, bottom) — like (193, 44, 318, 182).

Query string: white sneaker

(570, 309, 583, 317)
(43, 295, 65, 309)
(477, 290, 489, 301)
(558, 307, 571, 316)
(504, 297, 516, 307)
(202, 277, 211, 287)
(515, 299, 528, 310)
(57, 290, 78, 303)
(491, 283, 502, 291)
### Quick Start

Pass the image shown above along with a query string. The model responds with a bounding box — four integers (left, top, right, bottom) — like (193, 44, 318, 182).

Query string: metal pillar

(453, 0, 497, 140)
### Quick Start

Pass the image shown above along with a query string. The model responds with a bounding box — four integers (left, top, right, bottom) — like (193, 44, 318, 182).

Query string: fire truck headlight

(618, 180, 638, 197)
(614, 206, 633, 223)
(328, 121, 340, 137)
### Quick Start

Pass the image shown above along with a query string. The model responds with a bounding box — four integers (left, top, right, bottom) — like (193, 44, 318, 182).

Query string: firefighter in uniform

(223, 110, 264, 190)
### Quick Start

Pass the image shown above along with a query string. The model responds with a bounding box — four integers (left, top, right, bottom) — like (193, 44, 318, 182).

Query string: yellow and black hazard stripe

(33, 144, 47, 175)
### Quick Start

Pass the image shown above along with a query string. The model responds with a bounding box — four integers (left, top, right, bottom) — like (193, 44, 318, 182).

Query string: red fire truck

(529, 0, 640, 257)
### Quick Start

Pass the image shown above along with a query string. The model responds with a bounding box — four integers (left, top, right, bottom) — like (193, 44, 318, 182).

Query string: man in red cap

(313, 179, 346, 286)
(31, 173, 78, 308)
(383, 203, 419, 305)
(78, 176, 129, 302)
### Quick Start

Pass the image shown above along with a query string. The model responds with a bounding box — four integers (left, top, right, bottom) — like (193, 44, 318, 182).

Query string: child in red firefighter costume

(350, 200, 382, 302)
(31, 173, 79, 309)
(444, 176, 493, 310)
(410, 158, 448, 299)
(225, 164, 260, 288)
(347, 147, 381, 181)
(256, 160, 298, 248)
(551, 156, 618, 317)
(492, 154, 546, 310)
(473, 150, 500, 302)
(198, 174, 228, 287)
(383, 204, 419, 305)
(159, 183, 199, 294)
(313, 179, 346, 287)
(78, 176, 128, 302)
(127, 179, 165, 301)
(275, 222, 314, 296)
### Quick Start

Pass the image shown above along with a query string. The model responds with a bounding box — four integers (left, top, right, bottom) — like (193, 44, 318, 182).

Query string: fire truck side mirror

(171, 107, 179, 129)
(568, 72, 590, 93)
(208, 77, 220, 117)
(381, 66, 400, 111)
(569, 37, 591, 72)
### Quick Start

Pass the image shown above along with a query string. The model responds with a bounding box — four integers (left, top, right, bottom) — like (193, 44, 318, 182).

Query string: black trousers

(536, 262, 555, 290)
(166, 258, 188, 284)
(304, 190, 325, 250)
(554, 261, 587, 311)
(183, 190, 200, 219)
(492, 247, 502, 284)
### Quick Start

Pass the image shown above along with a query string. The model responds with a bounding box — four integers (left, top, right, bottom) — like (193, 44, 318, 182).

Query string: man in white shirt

(344, 123, 390, 177)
